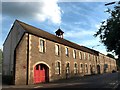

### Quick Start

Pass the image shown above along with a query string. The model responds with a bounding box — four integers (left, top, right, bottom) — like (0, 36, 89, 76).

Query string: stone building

(3, 20, 117, 85)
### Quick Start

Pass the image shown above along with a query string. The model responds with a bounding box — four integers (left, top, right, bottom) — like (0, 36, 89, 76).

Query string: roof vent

(55, 28, 64, 38)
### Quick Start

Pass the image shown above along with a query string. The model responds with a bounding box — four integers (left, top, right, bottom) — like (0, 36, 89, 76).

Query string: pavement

(1, 72, 120, 89)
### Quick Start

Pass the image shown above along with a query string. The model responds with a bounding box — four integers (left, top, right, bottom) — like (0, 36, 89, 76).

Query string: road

(32, 72, 120, 89)
(51, 72, 120, 88)
(55, 72, 119, 89)
(2, 72, 120, 89)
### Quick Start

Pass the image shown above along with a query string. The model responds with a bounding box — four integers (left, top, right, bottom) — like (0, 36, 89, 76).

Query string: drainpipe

(26, 33, 29, 85)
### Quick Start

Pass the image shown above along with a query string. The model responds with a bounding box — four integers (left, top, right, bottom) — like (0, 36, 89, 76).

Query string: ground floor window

(85, 64, 88, 73)
(55, 61, 61, 75)
(66, 63, 70, 74)
(74, 63, 78, 74)
(80, 63, 83, 73)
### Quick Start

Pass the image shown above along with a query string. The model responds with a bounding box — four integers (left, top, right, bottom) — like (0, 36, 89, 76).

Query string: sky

(1, 0, 118, 56)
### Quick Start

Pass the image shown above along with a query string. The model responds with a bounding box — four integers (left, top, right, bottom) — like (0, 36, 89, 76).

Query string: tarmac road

(2, 72, 120, 89)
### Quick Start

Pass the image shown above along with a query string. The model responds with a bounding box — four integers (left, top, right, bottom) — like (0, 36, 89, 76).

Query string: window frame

(79, 51, 82, 60)
(73, 49, 76, 59)
(83, 52, 86, 60)
(39, 38, 46, 53)
(80, 63, 83, 73)
(66, 62, 70, 74)
(65, 47, 69, 57)
(55, 44, 60, 56)
(74, 62, 78, 74)
(55, 61, 61, 75)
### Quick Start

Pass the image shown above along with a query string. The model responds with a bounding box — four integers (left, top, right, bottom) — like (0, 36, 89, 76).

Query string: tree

(94, 1, 120, 60)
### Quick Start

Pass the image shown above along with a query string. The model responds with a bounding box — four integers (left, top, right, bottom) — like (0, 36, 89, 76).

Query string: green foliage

(94, 1, 120, 59)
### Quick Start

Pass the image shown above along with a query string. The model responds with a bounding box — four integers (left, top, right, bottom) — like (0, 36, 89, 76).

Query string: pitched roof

(16, 20, 99, 55)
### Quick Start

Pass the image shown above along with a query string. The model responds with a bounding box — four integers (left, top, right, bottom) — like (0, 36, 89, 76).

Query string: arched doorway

(34, 63, 49, 84)
(97, 65, 100, 74)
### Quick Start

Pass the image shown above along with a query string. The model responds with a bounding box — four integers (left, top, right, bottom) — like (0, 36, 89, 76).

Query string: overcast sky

(1, 0, 118, 56)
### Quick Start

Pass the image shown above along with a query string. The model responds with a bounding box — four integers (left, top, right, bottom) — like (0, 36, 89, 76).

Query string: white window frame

(66, 62, 70, 74)
(79, 51, 82, 59)
(74, 62, 78, 74)
(55, 61, 61, 75)
(55, 44, 60, 56)
(65, 47, 69, 57)
(39, 38, 46, 53)
(80, 63, 83, 73)
(83, 52, 86, 60)
(73, 49, 76, 59)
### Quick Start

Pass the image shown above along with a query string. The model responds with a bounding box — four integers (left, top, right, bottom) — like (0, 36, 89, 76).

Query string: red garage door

(34, 64, 45, 84)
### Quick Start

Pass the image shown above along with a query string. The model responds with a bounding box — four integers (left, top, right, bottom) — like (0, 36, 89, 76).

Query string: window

(74, 63, 78, 74)
(80, 63, 83, 73)
(55, 44, 60, 55)
(40, 39, 45, 52)
(83, 52, 86, 60)
(73, 50, 76, 59)
(88, 54, 90, 60)
(65, 47, 69, 56)
(55, 62, 60, 75)
(66, 63, 70, 74)
(79, 52, 82, 59)
(85, 64, 88, 73)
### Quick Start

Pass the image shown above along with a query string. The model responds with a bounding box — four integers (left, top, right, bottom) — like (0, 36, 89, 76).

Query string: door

(34, 64, 45, 84)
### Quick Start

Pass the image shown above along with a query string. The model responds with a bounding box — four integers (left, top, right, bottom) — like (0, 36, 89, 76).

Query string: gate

(34, 64, 45, 84)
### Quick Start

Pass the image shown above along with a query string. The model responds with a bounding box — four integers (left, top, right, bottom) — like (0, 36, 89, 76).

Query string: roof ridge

(15, 20, 98, 55)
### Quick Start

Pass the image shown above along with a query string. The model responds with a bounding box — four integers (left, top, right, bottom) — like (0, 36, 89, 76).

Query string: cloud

(2, 0, 62, 24)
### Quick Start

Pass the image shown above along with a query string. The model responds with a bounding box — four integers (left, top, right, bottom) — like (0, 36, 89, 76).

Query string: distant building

(3, 20, 117, 85)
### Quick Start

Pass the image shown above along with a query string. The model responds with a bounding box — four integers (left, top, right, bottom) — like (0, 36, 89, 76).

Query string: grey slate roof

(16, 20, 99, 55)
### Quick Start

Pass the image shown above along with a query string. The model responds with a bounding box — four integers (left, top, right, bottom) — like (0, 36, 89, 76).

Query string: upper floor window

(79, 52, 82, 59)
(73, 50, 76, 59)
(55, 44, 60, 55)
(65, 47, 69, 56)
(40, 39, 45, 53)
(88, 54, 90, 60)
(83, 52, 86, 60)
(55, 61, 61, 75)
